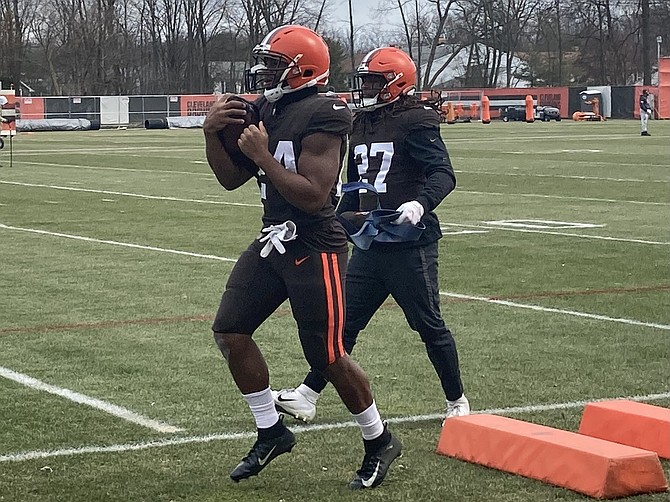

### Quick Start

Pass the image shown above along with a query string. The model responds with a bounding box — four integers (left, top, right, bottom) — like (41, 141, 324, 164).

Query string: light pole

(657, 36, 663, 64)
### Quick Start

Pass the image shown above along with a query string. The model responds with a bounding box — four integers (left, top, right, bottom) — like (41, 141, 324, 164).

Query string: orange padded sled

(437, 414, 668, 499)
(579, 400, 670, 459)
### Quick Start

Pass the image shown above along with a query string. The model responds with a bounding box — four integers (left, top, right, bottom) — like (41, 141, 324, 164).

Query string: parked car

(536, 105, 561, 121)
(500, 105, 561, 122)
(500, 105, 526, 122)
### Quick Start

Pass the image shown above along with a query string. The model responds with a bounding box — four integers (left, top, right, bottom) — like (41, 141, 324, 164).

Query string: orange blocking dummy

(579, 400, 670, 459)
(437, 414, 668, 499)
(525, 95, 534, 122)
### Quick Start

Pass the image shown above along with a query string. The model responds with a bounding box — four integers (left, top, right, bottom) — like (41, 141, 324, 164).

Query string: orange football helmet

(245, 25, 330, 102)
(352, 47, 417, 108)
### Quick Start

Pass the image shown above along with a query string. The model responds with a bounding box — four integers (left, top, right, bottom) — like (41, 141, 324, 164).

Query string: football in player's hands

(217, 95, 260, 157)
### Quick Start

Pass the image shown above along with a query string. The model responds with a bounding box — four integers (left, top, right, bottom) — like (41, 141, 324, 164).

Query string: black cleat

(641, 131, 651, 136)
(230, 426, 296, 482)
(349, 433, 402, 490)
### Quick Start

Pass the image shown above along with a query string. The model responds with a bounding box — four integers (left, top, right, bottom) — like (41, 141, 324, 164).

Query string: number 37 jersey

(346, 104, 453, 213)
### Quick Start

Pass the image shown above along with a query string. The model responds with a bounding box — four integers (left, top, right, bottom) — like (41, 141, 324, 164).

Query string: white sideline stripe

(440, 291, 670, 331)
(458, 189, 669, 206)
(0, 181, 261, 208)
(2, 223, 666, 329)
(0, 366, 183, 434)
(1, 392, 667, 463)
(446, 222, 670, 246)
(0, 224, 238, 263)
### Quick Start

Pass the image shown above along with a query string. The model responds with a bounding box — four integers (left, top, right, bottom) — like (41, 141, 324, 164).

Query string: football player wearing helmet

(203, 25, 401, 489)
(274, 46, 469, 424)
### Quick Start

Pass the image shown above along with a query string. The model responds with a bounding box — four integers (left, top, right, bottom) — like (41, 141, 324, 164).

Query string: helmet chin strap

(264, 87, 285, 103)
(264, 70, 329, 103)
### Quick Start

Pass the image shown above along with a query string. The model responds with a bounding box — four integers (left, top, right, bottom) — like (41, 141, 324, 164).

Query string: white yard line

(453, 169, 669, 184)
(446, 133, 668, 143)
(0, 224, 238, 262)
(457, 189, 669, 206)
(13, 159, 670, 182)
(1, 391, 667, 463)
(445, 222, 669, 246)
(16, 160, 212, 176)
(0, 366, 182, 434)
(3, 180, 666, 211)
(2, 223, 667, 330)
(439, 291, 670, 331)
(0, 181, 260, 208)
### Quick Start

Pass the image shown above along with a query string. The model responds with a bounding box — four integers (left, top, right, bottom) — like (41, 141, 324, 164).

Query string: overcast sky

(330, 0, 397, 29)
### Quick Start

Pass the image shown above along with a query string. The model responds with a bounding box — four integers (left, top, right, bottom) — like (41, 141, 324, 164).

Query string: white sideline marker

(1, 392, 668, 464)
(0, 366, 183, 434)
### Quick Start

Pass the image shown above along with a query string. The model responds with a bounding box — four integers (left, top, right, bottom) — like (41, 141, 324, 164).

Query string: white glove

(258, 221, 297, 257)
(393, 201, 424, 225)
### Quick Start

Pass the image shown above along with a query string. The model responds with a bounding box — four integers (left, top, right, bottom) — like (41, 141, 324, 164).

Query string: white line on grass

(0, 181, 261, 208)
(458, 189, 669, 206)
(16, 159, 670, 182)
(0, 366, 183, 434)
(453, 169, 669, 184)
(17, 160, 212, 177)
(4, 180, 667, 212)
(1, 392, 667, 463)
(440, 291, 670, 330)
(2, 223, 667, 329)
(446, 222, 669, 246)
(0, 224, 238, 262)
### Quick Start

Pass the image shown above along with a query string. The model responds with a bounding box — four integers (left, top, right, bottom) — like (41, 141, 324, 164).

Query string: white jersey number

(353, 142, 394, 193)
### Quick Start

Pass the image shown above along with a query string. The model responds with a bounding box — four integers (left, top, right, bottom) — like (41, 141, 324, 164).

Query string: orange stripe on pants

(321, 253, 337, 364)
(330, 254, 345, 357)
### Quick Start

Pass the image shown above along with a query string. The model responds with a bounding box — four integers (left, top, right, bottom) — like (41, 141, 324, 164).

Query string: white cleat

(272, 388, 317, 422)
(444, 395, 470, 424)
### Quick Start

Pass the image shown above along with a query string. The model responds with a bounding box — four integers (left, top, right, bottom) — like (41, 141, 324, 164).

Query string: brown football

(217, 95, 260, 157)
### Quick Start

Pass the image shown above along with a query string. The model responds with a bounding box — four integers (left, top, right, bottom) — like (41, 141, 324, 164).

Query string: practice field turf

(0, 120, 668, 501)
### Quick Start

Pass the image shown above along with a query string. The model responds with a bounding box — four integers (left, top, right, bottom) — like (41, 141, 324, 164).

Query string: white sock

(352, 401, 384, 440)
(296, 383, 320, 403)
(243, 387, 280, 429)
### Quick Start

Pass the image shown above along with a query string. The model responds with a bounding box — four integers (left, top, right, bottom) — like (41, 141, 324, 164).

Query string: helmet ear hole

(304, 69, 314, 77)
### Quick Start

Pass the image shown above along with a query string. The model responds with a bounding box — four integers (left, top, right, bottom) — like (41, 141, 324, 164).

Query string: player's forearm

(205, 132, 251, 190)
(259, 156, 328, 213)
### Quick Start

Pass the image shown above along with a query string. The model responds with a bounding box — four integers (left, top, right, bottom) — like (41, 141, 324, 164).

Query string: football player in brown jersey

(203, 25, 401, 489)
(274, 46, 469, 425)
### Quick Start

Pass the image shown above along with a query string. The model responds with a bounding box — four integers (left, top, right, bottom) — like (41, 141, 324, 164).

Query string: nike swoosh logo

(258, 445, 277, 466)
(429, 137, 438, 142)
(277, 395, 299, 402)
(294, 256, 310, 266)
(333, 104, 347, 110)
(361, 460, 381, 488)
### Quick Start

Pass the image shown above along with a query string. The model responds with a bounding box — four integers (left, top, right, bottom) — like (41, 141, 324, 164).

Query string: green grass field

(0, 119, 668, 501)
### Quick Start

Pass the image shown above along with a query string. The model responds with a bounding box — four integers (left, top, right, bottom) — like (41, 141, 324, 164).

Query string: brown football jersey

(254, 90, 352, 252)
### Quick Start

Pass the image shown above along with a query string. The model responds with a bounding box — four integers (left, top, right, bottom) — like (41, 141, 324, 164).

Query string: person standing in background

(640, 89, 653, 136)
